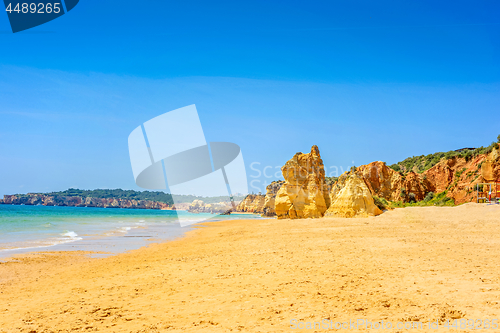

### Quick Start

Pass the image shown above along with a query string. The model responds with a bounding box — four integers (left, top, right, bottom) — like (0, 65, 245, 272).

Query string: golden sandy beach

(1, 204, 500, 332)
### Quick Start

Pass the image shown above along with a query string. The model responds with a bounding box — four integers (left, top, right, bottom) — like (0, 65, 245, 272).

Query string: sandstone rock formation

(275, 146, 330, 219)
(481, 147, 499, 182)
(356, 162, 404, 201)
(325, 174, 382, 218)
(235, 194, 266, 214)
(170, 202, 190, 211)
(354, 162, 428, 202)
(418, 147, 500, 204)
(338, 150, 497, 205)
(188, 200, 233, 214)
(262, 181, 284, 217)
(233, 181, 284, 216)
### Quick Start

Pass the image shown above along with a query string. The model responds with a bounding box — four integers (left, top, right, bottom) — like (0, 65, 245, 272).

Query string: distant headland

(0, 189, 245, 211)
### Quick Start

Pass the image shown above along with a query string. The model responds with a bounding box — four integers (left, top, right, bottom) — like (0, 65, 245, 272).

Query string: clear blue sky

(0, 0, 499, 196)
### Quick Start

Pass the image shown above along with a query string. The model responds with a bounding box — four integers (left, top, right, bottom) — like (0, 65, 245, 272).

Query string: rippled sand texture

(1, 203, 499, 332)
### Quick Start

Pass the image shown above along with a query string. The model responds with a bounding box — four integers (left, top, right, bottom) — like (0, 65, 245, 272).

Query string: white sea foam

(102, 226, 138, 237)
(61, 231, 80, 239)
(0, 231, 83, 253)
(0, 243, 57, 252)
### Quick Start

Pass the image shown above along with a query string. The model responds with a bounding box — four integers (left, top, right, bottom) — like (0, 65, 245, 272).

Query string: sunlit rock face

(275, 145, 330, 219)
(325, 174, 382, 218)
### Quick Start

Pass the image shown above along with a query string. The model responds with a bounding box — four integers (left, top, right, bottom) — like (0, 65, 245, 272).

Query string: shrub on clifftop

(389, 135, 499, 175)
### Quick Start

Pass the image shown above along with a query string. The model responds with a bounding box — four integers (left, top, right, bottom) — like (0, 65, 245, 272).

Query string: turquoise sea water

(0, 205, 263, 258)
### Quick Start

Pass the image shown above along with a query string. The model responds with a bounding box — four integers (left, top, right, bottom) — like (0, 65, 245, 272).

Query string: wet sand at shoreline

(1, 203, 499, 332)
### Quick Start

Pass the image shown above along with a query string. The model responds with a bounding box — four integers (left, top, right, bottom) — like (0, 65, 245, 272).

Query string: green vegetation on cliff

(21, 189, 245, 205)
(390, 190, 454, 208)
(325, 176, 338, 186)
(373, 196, 389, 210)
(46, 189, 175, 203)
(389, 136, 500, 175)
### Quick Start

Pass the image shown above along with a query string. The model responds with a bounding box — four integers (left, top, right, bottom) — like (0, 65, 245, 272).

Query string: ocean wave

(101, 225, 138, 237)
(61, 231, 80, 239)
(0, 231, 82, 253)
(117, 226, 133, 233)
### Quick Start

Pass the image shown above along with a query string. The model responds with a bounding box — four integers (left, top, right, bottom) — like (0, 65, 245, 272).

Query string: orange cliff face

(351, 147, 499, 205)
(355, 162, 428, 202)
(423, 155, 486, 204)
(356, 161, 404, 201)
